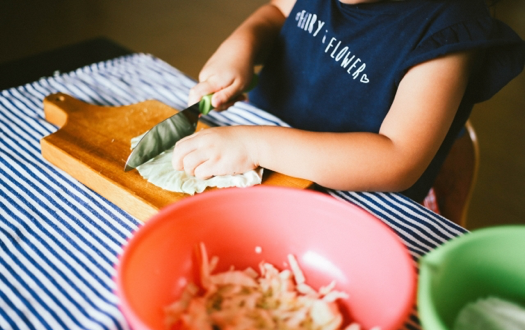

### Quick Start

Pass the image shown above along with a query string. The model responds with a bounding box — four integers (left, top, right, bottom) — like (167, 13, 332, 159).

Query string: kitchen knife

(124, 76, 257, 171)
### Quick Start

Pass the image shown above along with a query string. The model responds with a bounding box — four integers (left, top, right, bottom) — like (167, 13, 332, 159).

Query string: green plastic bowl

(418, 225, 525, 330)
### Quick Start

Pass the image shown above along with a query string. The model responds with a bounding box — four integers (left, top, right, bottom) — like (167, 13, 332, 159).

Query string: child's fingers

(188, 80, 219, 106)
(188, 74, 237, 104)
(171, 148, 185, 172)
(210, 82, 247, 110)
(172, 148, 208, 177)
(188, 75, 248, 110)
(193, 160, 222, 179)
(212, 94, 247, 111)
(183, 153, 210, 178)
(171, 135, 197, 171)
(172, 132, 217, 179)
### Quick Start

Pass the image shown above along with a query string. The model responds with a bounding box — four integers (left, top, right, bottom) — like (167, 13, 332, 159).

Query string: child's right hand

(188, 52, 253, 111)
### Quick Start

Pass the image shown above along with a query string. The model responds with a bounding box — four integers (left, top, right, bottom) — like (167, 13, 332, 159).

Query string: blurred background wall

(1, 0, 523, 230)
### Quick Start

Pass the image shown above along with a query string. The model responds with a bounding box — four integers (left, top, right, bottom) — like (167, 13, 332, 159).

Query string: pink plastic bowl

(115, 186, 415, 330)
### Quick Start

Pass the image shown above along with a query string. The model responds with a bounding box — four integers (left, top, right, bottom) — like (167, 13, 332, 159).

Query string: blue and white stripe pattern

(0, 53, 467, 330)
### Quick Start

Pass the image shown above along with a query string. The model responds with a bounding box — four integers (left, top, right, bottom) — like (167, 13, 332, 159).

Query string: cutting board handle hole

(54, 95, 65, 102)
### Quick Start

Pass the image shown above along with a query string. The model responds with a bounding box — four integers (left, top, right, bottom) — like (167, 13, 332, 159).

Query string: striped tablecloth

(0, 53, 467, 330)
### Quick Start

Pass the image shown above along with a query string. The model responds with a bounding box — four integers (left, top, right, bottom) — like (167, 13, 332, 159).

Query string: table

(0, 39, 467, 330)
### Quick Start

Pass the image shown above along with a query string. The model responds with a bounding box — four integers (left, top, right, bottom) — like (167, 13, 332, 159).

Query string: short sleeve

(401, 16, 525, 103)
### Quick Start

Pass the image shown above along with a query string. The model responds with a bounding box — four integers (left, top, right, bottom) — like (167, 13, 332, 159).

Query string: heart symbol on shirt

(360, 74, 369, 84)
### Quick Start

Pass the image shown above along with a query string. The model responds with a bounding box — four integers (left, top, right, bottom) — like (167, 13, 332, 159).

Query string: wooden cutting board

(40, 93, 313, 222)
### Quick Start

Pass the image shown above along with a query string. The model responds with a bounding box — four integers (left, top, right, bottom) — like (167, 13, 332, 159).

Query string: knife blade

(124, 76, 257, 171)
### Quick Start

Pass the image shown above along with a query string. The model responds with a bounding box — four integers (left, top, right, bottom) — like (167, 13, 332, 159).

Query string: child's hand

(172, 126, 259, 179)
(188, 51, 253, 111)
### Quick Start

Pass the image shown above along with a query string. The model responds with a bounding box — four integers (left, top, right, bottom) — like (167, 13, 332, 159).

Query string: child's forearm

(251, 126, 425, 192)
(188, 2, 289, 108)
(171, 124, 416, 192)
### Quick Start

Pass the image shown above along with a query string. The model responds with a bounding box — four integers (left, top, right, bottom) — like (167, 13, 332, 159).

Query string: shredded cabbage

(164, 243, 381, 330)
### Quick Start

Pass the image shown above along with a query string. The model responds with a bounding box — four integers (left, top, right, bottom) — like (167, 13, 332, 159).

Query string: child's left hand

(171, 126, 259, 179)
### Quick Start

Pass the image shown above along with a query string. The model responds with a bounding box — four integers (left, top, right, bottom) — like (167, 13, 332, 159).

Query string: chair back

(433, 120, 479, 227)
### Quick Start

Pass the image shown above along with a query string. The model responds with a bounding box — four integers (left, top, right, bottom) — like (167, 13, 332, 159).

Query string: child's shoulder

(406, 0, 524, 103)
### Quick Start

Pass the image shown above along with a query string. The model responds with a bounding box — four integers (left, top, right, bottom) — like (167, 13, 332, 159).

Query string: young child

(172, 0, 525, 203)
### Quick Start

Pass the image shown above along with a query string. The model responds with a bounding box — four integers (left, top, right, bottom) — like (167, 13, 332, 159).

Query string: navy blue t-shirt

(249, 0, 525, 201)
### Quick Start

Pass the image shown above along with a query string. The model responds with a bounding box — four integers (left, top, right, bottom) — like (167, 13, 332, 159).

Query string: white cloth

(131, 134, 263, 195)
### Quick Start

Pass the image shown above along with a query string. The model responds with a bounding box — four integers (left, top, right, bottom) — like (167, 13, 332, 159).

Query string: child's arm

(173, 50, 475, 193)
(187, 0, 294, 111)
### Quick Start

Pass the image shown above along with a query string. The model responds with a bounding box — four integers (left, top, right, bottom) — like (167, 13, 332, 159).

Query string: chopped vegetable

(164, 243, 380, 330)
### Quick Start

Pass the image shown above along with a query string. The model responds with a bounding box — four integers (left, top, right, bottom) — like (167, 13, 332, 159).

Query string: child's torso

(250, 0, 485, 133)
